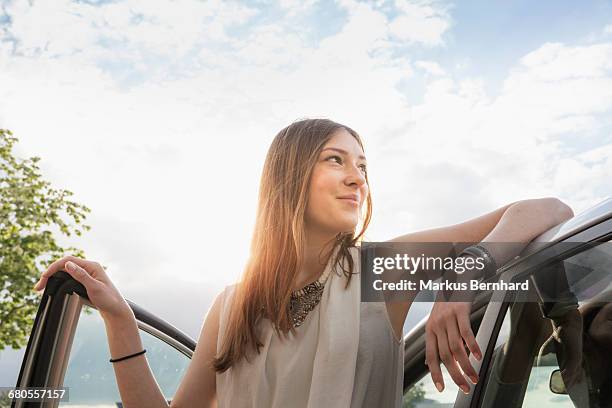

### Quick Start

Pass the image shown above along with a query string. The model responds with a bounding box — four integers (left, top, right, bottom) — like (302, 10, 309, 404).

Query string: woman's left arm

(424, 197, 574, 393)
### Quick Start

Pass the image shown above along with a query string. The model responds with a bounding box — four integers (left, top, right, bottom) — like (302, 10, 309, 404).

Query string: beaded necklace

(288, 265, 332, 328)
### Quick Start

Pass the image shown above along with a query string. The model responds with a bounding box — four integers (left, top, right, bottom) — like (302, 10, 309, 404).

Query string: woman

(33, 118, 574, 407)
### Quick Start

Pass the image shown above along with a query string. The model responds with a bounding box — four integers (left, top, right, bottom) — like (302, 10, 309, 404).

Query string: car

(402, 197, 612, 408)
(11, 198, 612, 408)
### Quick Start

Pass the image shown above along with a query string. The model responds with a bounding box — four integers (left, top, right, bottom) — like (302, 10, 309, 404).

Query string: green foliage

(0, 129, 90, 350)
(0, 389, 10, 408)
(403, 382, 426, 408)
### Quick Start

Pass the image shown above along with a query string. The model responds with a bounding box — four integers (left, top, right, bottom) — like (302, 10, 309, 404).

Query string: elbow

(536, 197, 574, 224)
(556, 200, 574, 223)
(512, 197, 574, 228)
(547, 197, 574, 223)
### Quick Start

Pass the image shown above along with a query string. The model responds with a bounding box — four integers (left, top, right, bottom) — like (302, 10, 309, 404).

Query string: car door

(472, 219, 612, 408)
(402, 198, 612, 408)
(12, 271, 195, 408)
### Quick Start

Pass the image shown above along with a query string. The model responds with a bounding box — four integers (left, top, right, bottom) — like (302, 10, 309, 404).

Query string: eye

(327, 155, 343, 164)
(325, 154, 367, 174)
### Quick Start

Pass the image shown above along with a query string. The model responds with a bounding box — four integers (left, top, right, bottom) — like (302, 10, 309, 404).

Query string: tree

(0, 389, 10, 408)
(0, 129, 90, 350)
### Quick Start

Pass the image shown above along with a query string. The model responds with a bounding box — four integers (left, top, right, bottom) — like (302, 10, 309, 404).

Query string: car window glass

(479, 240, 612, 408)
(404, 301, 434, 337)
(59, 305, 190, 407)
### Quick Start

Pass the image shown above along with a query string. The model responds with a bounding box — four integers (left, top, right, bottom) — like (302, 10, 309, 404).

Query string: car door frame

(13, 271, 195, 408)
(402, 204, 612, 408)
(458, 216, 612, 408)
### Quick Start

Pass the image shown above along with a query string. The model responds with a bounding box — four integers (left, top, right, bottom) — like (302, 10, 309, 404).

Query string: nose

(344, 163, 367, 189)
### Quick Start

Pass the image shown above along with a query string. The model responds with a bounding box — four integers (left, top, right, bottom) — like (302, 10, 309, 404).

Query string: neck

(294, 227, 337, 290)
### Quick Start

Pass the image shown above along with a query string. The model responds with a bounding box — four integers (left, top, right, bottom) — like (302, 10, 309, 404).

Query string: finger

(425, 331, 444, 392)
(437, 328, 471, 394)
(62, 261, 99, 291)
(457, 312, 482, 361)
(64, 258, 106, 279)
(34, 255, 79, 291)
(446, 319, 479, 384)
(35, 256, 104, 291)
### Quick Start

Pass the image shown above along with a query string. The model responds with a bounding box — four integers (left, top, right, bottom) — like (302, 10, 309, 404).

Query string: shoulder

(203, 283, 239, 326)
(213, 283, 242, 329)
(216, 283, 239, 313)
(220, 283, 238, 299)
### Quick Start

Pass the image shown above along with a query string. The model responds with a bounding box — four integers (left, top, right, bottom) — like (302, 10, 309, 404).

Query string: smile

(338, 198, 359, 206)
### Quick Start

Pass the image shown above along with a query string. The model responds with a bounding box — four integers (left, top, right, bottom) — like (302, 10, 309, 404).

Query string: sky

(1, 0, 612, 381)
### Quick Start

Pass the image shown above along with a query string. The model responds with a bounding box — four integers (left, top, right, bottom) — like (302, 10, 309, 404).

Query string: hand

(425, 301, 483, 394)
(33, 256, 132, 321)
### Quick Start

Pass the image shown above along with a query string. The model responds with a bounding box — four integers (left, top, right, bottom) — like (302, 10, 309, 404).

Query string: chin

(314, 213, 358, 236)
(333, 220, 358, 234)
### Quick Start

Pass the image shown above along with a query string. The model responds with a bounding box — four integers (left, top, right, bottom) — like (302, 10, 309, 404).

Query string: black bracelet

(458, 244, 498, 282)
(110, 349, 146, 363)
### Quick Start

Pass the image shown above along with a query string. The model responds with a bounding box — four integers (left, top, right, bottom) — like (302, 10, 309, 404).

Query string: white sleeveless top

(216, 247, 405, 407)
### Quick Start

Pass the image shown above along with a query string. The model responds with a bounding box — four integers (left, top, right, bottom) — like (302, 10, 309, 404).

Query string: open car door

(13, 271, 195, 408)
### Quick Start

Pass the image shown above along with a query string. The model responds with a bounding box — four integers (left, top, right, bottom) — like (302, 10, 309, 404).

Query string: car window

(479, 240, 612, 408)
(59, 305, 191, 407)
(402, 312, 509, 408)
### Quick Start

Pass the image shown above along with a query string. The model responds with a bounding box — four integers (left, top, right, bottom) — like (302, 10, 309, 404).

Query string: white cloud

(389, 0, 451, 46)
(366, 40, 612, 238)
(415, 60, 446, 76)
(604, 24, 612, 35)
(279, 0, 319, 17)
(518, 42, 612, 81)
(3, 0, 258, 73)
(336, 0, 451, 47)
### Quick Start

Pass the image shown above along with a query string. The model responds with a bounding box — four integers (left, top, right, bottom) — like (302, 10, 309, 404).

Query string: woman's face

(304, 128, 369, 237)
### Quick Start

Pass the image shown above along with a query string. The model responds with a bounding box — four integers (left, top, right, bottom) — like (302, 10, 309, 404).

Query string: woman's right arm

(34, 256, 222, 408)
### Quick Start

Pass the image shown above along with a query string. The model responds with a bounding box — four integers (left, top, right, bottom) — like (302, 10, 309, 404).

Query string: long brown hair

(213, 118, 372, 372)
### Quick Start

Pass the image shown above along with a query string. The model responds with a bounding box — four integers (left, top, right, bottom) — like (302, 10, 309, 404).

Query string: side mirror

(549, 369, 567, 394)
